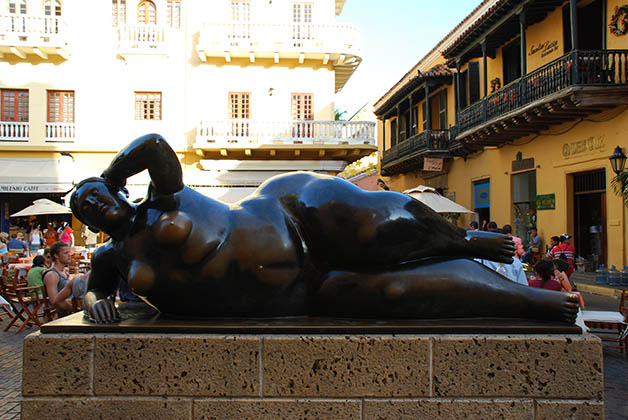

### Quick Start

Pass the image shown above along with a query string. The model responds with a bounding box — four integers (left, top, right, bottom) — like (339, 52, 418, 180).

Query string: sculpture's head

(71, 177, 134, 239)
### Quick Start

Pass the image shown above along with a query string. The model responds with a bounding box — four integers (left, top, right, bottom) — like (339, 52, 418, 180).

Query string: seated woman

(529, 259, 562, 291)
(70, 134, 580, 325)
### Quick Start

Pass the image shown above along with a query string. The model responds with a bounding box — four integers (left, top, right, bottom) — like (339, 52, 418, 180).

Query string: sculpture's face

(75, 181, 133, 235)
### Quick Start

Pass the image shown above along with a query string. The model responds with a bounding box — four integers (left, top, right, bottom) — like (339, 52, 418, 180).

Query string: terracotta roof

(441, 0, 509, 57)
(373, 0, 498, 114)
(373, 64, 453, 116)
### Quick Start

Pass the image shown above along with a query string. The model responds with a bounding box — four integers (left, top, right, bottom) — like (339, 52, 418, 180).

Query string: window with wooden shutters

(135, 92, 161, 120)
(459, 70, 468, 109)
(421, 101, 427, 131)
(438, 89, 447, 130)
(468, 61, 480, 105)
(8, 0, 26, 14)
(138, 0, 156, 24)
(390, 119, 397, 147)
(44, 0, 61, 16)
(291, 93, 313, 120)
(166, 0, 180, 28)
(112, 0, 126, 26)
(1, 89, 28, 122)
(231, 0, 250, 21)
(229, 92, 250, 119)
(47, 91, 74, 123)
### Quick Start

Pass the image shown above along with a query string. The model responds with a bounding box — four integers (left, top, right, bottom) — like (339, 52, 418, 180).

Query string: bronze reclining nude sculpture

(71, 134, 580, 324)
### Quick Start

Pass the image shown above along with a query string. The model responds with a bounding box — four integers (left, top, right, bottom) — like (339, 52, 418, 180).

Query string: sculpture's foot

(526, 289, 580, 324)
(465, 230, 515, 264)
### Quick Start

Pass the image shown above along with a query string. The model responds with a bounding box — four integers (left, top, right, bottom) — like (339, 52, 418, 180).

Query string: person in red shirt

(547, 234, 575, 276)
(529, 259, 561, 291)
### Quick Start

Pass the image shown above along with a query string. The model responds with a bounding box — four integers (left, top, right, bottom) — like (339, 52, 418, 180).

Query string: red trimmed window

(135, 92, 161, 120)
(1, 89, 29, 122)
(47, 91, 74, 123)
(229, 92, 250, 119)
(291, 93, 313, 120)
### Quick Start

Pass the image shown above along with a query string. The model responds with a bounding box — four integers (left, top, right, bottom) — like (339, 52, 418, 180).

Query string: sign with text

(562, 135, 605, 159)
(536, 193, 556, 210)
(0, 184, 72, 193)
(512, 157, 535, 172)
(423, 157, 443, 172)
(529, 40, 559, 58)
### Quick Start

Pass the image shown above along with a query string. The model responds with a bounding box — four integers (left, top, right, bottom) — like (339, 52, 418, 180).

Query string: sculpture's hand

(85, 298, 120, 324)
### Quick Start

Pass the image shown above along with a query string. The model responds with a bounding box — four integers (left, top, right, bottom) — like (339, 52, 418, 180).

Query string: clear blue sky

(335, 0, 481, 117)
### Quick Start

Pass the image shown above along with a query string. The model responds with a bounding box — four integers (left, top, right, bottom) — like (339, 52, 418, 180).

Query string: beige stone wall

(22, 332, 604, 420)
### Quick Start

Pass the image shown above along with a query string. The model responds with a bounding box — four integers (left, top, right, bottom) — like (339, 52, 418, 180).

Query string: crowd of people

(468, 220, 576, 293)
(0, 220, 75, 256)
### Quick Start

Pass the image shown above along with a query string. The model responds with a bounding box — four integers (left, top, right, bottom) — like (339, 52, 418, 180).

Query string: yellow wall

(446, 108, 628, 267)
(608, 0, 628, 49)
(526, 6, 565, 72)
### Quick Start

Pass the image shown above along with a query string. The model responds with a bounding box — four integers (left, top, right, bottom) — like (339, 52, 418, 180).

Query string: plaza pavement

(1, 302, 627, 420)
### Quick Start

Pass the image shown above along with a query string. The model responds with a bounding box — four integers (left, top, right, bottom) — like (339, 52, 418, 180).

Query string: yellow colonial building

(375, 0, 628, 269)
(0, 0, 374, 238)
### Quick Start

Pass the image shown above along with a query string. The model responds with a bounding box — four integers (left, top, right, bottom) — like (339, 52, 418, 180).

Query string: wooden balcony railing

(381, 129, 454, 167)
(0, 122, 28, 141)
(196, 120, 375, 147)
(458, 50, 628, 134)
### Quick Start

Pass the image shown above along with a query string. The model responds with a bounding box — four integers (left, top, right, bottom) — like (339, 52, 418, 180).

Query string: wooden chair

(583, 290, 628, 358)
(1, 269, 41, 333)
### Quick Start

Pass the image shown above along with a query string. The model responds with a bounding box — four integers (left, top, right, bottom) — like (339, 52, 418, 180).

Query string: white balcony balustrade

(45, 123, 75, 142)
(118, 25, 167, 56)
(196, 22, 361, 91)
(198, 22, 360, 55)
(0, 14, 69, 59)
(196, 120, 375, 148)
(0, 122, 28, 141)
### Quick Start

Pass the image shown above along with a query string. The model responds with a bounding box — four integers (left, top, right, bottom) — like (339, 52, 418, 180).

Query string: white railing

(196, 120, 375, 147)
(45, 123, 75, 142)
(198, 22, 360, 54)
(0, 122, 28, 141)
(0, 14, 65, 44)
(118, 24, 166, 50)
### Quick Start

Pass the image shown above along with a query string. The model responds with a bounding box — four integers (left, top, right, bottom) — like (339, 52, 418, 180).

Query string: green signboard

(536, 193, 555, 210)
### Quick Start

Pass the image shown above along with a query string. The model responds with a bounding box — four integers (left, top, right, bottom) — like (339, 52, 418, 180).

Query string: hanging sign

(423, 157, 443, 171)
(536, 193, 556, 210)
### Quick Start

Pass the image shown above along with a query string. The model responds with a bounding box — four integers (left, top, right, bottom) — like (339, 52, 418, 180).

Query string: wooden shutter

(438, 90, 447, 130)
(1, 89, 29, 122)
(167, 0, 181, 28)
(135, 92, 161, 120)
(468, 62, 480, 105)
(112, 0, 126, 26)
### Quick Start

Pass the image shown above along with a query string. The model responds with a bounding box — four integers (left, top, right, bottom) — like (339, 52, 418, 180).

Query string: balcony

(45, 123, 75, 142)
(0, 122, 28, 141)
(0, 14, 69, 59)
(118, 25, 168, 57)
(194, 119, 376, 161)
(196, 22, 361, 92)
(457, 50, 628, 146)
(381, 129, 458, 176)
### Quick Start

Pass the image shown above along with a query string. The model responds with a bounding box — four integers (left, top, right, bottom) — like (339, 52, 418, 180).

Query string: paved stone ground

(1, 314, 627, 419)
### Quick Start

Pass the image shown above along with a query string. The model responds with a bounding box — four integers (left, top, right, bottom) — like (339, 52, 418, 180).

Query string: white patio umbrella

(10, 198, 72, 217)
(403, 185, 474, 214)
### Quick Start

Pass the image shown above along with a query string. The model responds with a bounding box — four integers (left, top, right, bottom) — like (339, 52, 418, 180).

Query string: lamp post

(610, 145, 627, 176)
(609, 145, 627, 267)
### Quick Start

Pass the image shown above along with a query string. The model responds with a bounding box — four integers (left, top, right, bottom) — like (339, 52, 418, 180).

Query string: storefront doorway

(474, 180, 490, 226)
(573, 170, 606, 269)
(512, 171, 537, 246)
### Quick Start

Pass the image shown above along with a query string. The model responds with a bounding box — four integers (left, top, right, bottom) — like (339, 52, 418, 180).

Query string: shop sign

(529, 40, 559, 58)
(0, 184, 71, 193)
(562, 135, 605, 159)
(423, 157, 443, 171)
(536, 193, 556, 210)
(512, 157, 535, 172)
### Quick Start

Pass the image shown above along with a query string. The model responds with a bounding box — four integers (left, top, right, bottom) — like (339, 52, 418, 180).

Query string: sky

(335, 0, 481, 118)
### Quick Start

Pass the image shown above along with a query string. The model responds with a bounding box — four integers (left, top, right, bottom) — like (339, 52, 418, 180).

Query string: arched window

(8, 0, 27, 14)
(44, 0, 62, 16)
(137, 0, 156, 24)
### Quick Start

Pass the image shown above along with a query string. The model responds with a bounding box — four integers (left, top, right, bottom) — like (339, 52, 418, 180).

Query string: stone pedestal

(22, 330, 604, 419)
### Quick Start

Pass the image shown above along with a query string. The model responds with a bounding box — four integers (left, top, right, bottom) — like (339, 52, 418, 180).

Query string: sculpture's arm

(101, 133, 184, 195)
(83, 243, 122, 323)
